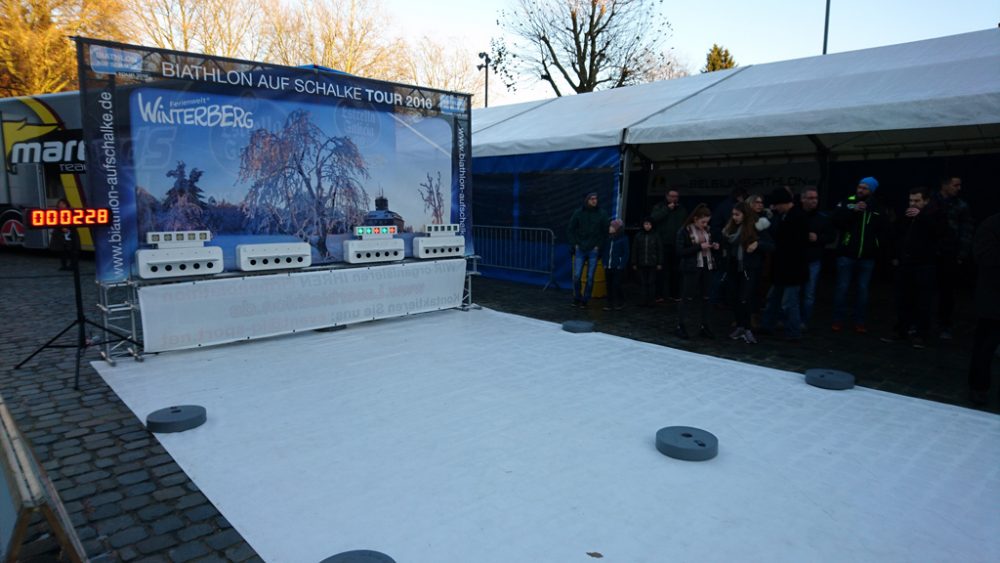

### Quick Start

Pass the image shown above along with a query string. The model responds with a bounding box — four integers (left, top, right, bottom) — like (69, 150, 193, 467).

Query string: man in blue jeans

(800, 187, 834, 327)
(831, 177, 889, 333)
(568, 192, 610, 307)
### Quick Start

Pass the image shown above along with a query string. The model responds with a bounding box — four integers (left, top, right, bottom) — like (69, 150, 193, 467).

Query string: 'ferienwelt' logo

(136, 93, 254, 129)
(89, 45, 144, 74)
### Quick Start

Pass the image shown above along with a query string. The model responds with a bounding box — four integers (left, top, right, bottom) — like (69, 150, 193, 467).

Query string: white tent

(473, 28, 1000, 163)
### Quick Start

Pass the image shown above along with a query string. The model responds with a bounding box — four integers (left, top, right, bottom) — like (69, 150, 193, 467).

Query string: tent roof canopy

(473, 29, 1000, 161)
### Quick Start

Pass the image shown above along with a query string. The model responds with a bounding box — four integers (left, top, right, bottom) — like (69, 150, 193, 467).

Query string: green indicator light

(366, 227, 373, 234)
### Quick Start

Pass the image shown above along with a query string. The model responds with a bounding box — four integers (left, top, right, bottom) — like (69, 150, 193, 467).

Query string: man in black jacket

(831, 177, 889, 333)
(760, 188, 809, 340)
(800, 187, 834, 327)
(880, 187, 947, 348)
(969, 211, 1000, 406)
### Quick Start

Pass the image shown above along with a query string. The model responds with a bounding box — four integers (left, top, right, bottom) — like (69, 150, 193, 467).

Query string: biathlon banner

(75, 38, 472, 283)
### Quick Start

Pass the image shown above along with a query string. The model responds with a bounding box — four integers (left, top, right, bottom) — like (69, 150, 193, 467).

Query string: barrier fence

(472, 226, 558, 289)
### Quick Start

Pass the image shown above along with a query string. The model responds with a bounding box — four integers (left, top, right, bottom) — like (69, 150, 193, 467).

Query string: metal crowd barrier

(472, 225, 558, 290)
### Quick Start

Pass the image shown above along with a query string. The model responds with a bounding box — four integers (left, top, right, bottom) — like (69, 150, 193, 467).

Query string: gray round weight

(320, 551, 396, 563)
(655, 426, 718, 461)
(146, 405, 207, 433)
(804, 368, 855, 390)
(562, 320, 594, 333)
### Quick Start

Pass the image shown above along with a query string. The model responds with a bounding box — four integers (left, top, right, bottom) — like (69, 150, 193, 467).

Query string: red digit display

(25, 207, 113, 228)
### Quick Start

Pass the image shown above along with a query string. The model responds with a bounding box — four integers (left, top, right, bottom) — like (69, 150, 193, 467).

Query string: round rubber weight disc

(562, 320, 594, 333)
(146, 405, 207, 433)
(804, 368, 855, 390)
(656, 426, 718, 461)
(320, 551, 396, 563)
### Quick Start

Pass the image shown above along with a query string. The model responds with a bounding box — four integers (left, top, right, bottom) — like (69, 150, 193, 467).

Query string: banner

(138, 258, 466, 352)
(75, 39, 473, 283)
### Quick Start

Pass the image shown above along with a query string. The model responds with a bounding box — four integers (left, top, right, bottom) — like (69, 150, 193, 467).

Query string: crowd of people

(566, 177, 999, 406)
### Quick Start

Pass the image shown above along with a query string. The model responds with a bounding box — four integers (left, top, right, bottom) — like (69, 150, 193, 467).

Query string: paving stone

(222, 544, 257, 562)
(119, 469, 151, 486)
(126, 482, 158, 497)
(87, 490, 125, 507)
(204, 529, 242, 551)
(178, 523, 213, 542)
(84, 438, 117, 450)
(175, 493, 208, 510)
(87, 502, 123, 521)
(109, 526, 149, 549)
(144, 454, 174, 467)
(77, 469, 113, 484)
(152, 463, 182, 478)
(192, 555, 229, 563)
(52, 445, 85, 457)
(120, 494, 153, 512)
(152, 515, 184, 535)
(120, 449, 151, 463)
(118, 546, 141, 561)
(62, 452, 92, 465)
(159, 473, 190, 488)
(123, 439, 152, 450)
(60, 483, 98, 501)
(184, 504, 218, 522)
(136, 534, 178, 555)
(96, 513, 136, 535)
(168, 542, 210, 562)
(134, 555, 170, 563)
(138, 503, 171, 522)
(152, 486, 186, 502)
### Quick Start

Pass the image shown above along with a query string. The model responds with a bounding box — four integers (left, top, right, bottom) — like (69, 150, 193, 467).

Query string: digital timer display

(27, 208, 112, 228)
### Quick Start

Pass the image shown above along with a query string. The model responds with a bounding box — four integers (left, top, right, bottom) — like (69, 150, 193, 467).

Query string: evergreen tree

(701, 44, 737, 73)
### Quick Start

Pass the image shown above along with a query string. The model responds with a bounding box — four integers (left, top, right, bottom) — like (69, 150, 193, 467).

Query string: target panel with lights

(343, 225, 404, 264)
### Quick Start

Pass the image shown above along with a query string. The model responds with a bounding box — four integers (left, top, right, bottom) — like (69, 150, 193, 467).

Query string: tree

(701, 43, 736, 73)
(0, 0, 131, 97)
(123, 0, 264, 60)
(259, 0, 409, 82)
(239, 110, 371, 256)
(492, 0, 671, 96)
(402, 37, 484, 99)
(418, 171, 445, 224)
(641, 49, 690, 82)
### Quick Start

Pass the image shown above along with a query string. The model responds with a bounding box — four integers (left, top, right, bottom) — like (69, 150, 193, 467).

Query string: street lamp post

(477, 52, 491, 108)
(823, 0, 831, 55)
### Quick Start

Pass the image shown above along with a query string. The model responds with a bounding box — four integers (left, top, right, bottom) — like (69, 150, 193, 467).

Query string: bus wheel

(0, 210, 26, 247)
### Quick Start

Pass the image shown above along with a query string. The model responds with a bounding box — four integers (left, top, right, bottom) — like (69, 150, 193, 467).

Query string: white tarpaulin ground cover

(95, 308, 1000, 563)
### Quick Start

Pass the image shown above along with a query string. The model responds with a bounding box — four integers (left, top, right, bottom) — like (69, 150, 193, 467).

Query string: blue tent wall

(472, 147, 621, 287)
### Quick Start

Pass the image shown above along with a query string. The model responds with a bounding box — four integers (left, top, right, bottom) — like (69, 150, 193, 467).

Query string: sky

(381, 0, 999, 106)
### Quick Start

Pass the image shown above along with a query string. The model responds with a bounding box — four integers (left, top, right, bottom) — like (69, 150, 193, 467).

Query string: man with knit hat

(831, 176, 889, 333)
(568, 191, 610, 307)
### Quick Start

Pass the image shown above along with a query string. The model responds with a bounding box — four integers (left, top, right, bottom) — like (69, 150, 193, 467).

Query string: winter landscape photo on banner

(76, 40, 472, 282)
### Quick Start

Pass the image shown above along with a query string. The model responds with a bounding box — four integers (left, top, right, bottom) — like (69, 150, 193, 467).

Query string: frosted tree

(418, 171, 445, 224)
(164, 162, 207, 209)
(239, 109, 371, 256)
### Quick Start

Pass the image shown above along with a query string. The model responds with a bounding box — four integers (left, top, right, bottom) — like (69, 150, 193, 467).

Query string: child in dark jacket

(603, 219, 630, 310)
(631, 218, 662, 307)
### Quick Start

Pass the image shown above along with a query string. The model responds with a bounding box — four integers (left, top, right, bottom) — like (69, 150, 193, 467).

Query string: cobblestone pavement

(1, 250, 997, 562)
(1, 250, 262, 563)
